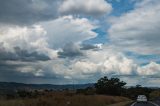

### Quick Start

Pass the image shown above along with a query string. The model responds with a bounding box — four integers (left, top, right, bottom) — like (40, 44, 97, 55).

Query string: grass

(0, 92, 130, 106)
(107, 101, 133, 106)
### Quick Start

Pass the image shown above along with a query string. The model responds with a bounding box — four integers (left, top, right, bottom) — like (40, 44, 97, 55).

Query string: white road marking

(130, 102, 137, 106)
(149, 101, 159, 106)
(130, 101, 159, 106)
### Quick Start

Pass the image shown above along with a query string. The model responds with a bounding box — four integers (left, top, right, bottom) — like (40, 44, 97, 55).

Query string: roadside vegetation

(149, 90, 160, 100)
(0, 91, 130, 106)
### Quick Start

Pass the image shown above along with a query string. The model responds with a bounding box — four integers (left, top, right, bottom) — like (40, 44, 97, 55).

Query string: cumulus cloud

(0, 0, 61, 25)
(100, 54, 137, 75)
(0, 25, 58, 59)
(40, 49, 138, 83)
(59, 0, 112, 16)
(137, 62, 160, 77)
(1, 44, 160, 85)
(0, 0, 112, 25)
(58, 42, 83, 58)
(51, 49, 139, 82)
(0, 16, 100, 83)
(0, 16, 97, 58)
(108, 0, 160, 54)
(40, 16, 98, 48)
(85, 50, 137, 75)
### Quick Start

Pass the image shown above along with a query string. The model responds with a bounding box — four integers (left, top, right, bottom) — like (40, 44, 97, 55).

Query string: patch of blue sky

(107, 0, 136, 16)
(84, 0, 138, 45)
(83, 28, 108, 44)
(125, 51, 160, 65)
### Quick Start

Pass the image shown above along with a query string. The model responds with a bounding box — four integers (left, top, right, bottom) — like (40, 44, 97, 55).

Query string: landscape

(0, 77, 160, 106)
(0, 0, 160, 106)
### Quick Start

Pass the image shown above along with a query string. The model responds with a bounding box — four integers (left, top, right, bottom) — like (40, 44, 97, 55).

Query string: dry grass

(107, 101, 133, 106)
(0, 92, 130, 106)
(149, 90, 160, 100)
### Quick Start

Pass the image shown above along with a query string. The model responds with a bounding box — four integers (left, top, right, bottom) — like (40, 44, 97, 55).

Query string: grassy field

(0, 92, 130, 106)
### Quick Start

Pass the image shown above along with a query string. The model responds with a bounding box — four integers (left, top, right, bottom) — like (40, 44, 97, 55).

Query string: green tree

(95, 76, 126, 95)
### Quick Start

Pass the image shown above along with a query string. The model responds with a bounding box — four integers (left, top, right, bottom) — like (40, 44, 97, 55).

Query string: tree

(95, 76, 126, 95)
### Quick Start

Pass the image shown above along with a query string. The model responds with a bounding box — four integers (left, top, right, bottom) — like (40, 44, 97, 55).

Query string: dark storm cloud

(80, 44, 99, 50)
(0, 45, 51, 82)
(0, 60, 30, 82)
(14, 47, 50, 61)
(0, 60, 67, 84)
(0, 0, 61, 25)
(0, 62, 40, 83)
(0, 61, 20, 71)
(0, 46, 50, 61)
(58, 42, 83, 58)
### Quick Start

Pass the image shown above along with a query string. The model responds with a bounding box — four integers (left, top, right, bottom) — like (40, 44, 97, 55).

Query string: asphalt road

(154, 98, 160, 106)
(131, 101, 159, 106)
(131, 97, 160, 106)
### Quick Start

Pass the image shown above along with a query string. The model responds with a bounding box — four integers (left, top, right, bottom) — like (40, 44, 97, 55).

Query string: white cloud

(101, 54, 136, 75)
(85, 49, 137, 75)
(50, 49, 138, 81)
(71, 61, 99, 77)
(59, 0, 112, 16)
(40, 16, 98, 48)
(17, 66, 44, 77)
(0, 25, 45, 51)
(137, 62, 160, 76)
(5, 48, 137, 80)
(0, 25, 58, 59)
(3, 46, 160, 85)
(108, 0, 160, 54)
(0, 16, 97, 59)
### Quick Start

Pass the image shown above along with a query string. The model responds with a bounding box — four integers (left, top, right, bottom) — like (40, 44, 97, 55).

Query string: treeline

(76, 76, 160, 100)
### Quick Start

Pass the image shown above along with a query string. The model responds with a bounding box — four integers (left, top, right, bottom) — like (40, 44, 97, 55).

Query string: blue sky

(85, 0, 137, 44)
(107, 0, 136, 16)
(0, 0, 160, 87)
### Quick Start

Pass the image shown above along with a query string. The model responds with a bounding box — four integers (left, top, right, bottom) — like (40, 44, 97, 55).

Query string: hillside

(0, 82, 94, 95)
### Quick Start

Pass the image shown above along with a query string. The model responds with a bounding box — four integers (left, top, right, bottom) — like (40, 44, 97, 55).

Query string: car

(137, 95, 147, 103)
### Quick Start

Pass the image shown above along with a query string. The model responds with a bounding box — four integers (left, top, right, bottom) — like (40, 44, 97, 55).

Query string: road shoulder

(130, 101, 159, 106)
(148, 101, 159, 106)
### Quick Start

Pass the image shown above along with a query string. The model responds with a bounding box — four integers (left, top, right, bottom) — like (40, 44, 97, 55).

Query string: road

(131, 101, 159, 106)
(154, 97, 160, 106)
(130, 97, 160, 106)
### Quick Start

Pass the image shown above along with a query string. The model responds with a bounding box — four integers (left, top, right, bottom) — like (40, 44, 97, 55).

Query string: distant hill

(0, 82, 94, 91)
(0, 82, 94, 95)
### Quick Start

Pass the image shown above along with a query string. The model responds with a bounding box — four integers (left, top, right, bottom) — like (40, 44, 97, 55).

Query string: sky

(0, 0, 160, 87)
